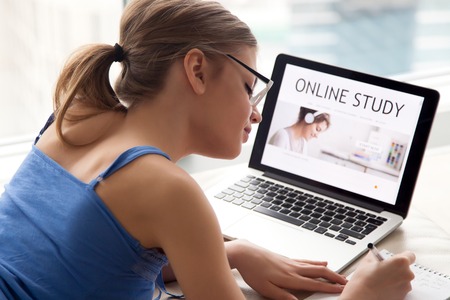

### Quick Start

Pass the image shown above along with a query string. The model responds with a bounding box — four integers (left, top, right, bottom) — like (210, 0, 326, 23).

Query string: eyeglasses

(226, 54, 273, 106)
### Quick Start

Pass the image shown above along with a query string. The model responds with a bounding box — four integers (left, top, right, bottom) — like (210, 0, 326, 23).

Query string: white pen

(367, 243, 384, 261)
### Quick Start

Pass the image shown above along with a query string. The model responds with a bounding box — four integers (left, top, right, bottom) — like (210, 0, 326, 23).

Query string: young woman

(269, 107, 331, 155)
(0, 0, 415, 299)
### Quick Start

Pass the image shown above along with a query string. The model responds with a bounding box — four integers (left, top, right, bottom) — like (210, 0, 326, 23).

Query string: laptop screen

(250, 54, 439, 217)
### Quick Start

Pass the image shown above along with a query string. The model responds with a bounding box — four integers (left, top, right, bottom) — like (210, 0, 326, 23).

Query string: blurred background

(1, 0, 449, 171)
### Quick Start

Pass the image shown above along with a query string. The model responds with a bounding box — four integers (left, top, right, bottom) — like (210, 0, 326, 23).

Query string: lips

(243, 126, 252, 142)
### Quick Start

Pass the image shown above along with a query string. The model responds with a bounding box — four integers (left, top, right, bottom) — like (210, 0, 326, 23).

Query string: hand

(226, 239, 347, 300)
(339, 251, 416, 300)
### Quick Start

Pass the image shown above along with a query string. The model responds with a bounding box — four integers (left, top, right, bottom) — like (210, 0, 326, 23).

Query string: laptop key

(346, 211, 357, 217)
(242, 195, 253, 201)
(299, 215, 311, 222)
(223, 195, 235, 202)
(262, 196, 273, 202)
(260, 201, 271, 208)
(232, 199, 244, 206)
(254, 206, 304, 226)
(340, 228, 365, 239)
(266, 192, 277, 197)
(302, 223, 317, 231)
(289, 212, 300, 218)
(242, 202, 256, 210)
(366, 218, 384, 226)
(285, 197, 296, 204)
(319, 221, 332, 228)
(214, 192, 226, 199)
(270, 205, 282, 211)
(335, 234, 348, 241)
(314, 227, 327, 234)
(309, 218, 321, 225)
(236, 180, 249, 187)
(321, 215, 332, 222)
(330, 218, 343, 225)
(277, 189, 289, 195)
(251, 200, 263, 207)
(341, 222, 352, 229)
(330, 225, 341, 232)
(250, 180, 262, 185)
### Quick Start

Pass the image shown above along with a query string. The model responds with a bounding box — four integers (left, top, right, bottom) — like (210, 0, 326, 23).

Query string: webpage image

(261, 64, 424, 205)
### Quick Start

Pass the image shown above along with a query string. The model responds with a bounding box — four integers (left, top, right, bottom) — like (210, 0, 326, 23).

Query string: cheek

(214, 102, 248, 138)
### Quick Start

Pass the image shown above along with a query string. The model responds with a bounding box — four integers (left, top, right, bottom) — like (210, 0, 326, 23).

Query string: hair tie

(113, 43, 124, 62)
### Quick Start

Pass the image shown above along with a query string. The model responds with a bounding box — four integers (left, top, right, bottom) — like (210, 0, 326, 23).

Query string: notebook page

(305, 249, 450, 300)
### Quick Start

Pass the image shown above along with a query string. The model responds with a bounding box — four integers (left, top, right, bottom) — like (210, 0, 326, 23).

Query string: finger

(281, 275, 346, 294)
(396, 251, 416, 265)
(293, 265, 348, 285)
(359, 251, 379, 265)
(292, 259, 328, 266)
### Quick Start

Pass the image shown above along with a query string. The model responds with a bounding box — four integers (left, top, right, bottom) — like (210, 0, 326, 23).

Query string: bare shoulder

(128, 154, 205, 211)
(96, 152, 213, 246)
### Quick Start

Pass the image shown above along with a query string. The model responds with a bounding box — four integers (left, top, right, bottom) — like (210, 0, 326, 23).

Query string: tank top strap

(34, 113, 55, 145)
(153, 271, 184, 300)
(90, 146, 171, 188)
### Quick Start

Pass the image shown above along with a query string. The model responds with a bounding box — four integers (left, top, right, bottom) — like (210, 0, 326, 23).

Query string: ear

(183, 48, 207, 95)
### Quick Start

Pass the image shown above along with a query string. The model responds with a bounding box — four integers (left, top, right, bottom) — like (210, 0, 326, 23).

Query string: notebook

(204, 53, 440, 272)
(305, 249, 450, 300)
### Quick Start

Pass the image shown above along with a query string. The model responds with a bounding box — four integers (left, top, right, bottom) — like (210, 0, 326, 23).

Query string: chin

(211, 144, 242, 160)
(219, 148, 242, 160)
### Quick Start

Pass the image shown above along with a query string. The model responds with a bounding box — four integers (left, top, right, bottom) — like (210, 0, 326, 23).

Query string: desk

(162, 147, 450, 299)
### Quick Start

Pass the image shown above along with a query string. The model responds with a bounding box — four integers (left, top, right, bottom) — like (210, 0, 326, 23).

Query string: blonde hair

(53, 0, 257, 144)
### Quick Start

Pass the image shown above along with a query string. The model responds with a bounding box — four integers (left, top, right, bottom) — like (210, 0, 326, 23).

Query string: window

(1, 0, 450, 143)
(0, 0, 123, 142)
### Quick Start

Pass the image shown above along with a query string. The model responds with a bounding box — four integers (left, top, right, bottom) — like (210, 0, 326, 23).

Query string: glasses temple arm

(226, 54, 271, 84)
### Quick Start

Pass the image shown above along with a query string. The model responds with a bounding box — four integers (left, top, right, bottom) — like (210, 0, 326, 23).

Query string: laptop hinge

(263, 171, 384, 213)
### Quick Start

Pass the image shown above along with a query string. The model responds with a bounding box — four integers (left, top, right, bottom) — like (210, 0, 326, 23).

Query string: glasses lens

(250, 80, 273, 106)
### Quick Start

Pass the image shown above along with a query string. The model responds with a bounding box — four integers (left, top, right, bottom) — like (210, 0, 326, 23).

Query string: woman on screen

(269, 107, 331, 154)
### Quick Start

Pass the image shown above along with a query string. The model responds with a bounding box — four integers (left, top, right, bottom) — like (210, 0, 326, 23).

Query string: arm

(339, 251, 415, 300)
(225, 239, 348, 300)
(152, 168, 245, 300)
(269, 129, 290, 149)
(161, 238, 347, 299)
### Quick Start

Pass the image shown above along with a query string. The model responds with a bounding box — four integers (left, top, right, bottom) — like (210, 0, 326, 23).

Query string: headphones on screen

(304, 111, 322, 124)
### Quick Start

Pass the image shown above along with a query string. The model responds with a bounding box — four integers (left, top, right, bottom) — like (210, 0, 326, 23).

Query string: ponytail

(53, 0, 257, 145)
(53, 44, 126, 144)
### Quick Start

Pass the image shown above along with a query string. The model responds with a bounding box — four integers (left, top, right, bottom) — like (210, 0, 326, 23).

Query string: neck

(289, 122, 307, 139)
(119, 95, 193, 162)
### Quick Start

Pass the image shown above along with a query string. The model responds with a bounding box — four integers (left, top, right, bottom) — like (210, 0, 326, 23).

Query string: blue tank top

(0, 144, 179, 299)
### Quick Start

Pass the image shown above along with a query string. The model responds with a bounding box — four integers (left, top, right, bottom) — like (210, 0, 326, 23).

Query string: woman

(0, 0, 415, 299)
(270, 107, 330, 155)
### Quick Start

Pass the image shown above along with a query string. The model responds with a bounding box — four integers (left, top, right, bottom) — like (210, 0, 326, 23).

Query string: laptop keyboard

(214, 175, 387, 245)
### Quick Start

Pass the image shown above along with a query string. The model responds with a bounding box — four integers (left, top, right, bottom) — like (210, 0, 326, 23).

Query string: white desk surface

(163, 147, 450, 299)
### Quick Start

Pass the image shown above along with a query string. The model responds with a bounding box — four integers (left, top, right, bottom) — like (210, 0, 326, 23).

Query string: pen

(367, 243, 384, 261)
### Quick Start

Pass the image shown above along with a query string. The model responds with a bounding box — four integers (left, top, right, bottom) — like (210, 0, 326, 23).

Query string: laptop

(204, 53, 440, 272)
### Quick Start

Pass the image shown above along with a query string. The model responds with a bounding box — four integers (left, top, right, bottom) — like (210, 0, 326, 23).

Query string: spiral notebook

(305, 249, 450, 300)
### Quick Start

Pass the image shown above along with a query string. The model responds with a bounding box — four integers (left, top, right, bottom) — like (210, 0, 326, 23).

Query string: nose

(250, 105, 262, 124)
